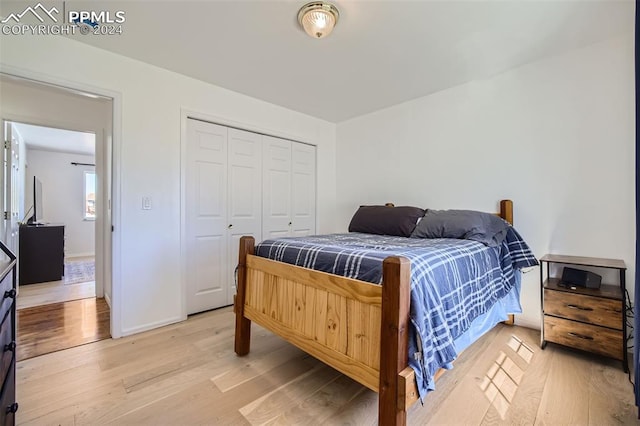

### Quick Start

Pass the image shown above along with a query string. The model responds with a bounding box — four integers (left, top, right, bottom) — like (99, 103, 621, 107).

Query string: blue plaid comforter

(255, 228, 537, 399)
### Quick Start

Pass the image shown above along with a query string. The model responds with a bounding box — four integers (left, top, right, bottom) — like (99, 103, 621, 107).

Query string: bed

(234, 200, 536, 425)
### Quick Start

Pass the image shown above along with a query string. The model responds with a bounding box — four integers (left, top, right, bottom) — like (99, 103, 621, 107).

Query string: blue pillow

(410, 209, 510, 247)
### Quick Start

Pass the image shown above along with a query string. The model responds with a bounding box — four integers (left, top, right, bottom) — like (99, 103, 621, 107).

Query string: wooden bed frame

(234, 200, 515, 425)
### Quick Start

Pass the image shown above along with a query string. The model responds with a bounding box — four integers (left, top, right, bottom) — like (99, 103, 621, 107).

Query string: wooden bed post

(379, 256, 411, 426)
(235, 236, 255, 356)
(500, 199, 513, 225)
(500, 199, 516, 326)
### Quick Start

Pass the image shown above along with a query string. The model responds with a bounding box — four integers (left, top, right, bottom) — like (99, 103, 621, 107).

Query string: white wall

(336, 35, 635, 329)
(0, 34, 338, 336)
(25, 149, 96, 257)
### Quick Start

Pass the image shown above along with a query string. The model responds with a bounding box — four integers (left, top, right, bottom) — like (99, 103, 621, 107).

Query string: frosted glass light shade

(297, 2, 339, 39)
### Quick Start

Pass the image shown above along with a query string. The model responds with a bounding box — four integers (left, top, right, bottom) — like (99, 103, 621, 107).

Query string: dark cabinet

(18, 225, 64, 285)
(0, 244, 17, 425)
(0, 350, 16, 426)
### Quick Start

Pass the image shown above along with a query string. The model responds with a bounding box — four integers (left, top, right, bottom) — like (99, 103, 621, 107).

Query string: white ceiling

(60, 1, 635, 122)
(12, 123, 95, 156)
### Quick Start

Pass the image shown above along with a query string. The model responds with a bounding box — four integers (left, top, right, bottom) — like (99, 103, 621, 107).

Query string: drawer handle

(567, 332, 594, 341)
(6, 402, 18, 414)
(3, 289, 15, 299)
(3, 341, 15, 352)
(566, 304, 593, 311)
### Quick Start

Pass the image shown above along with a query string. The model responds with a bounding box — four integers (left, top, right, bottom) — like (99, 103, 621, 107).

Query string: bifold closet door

(262, 136, 292, 240)
(263, 136, 316, 240)
(291, 142, 316, 237)
(226, 128, 262, 305)
(186, 119, 229, 314)
(186, 120, 312, 314)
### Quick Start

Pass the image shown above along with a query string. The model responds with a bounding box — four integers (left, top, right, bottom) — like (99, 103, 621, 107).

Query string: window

(84, 171, 96, 220)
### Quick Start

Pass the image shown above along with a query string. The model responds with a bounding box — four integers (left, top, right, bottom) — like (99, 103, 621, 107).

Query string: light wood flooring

(18, 256, 96, 310)
(17, 280, 95, 310)
(17, 297, 110, 361)
(16, 307, 636, 425)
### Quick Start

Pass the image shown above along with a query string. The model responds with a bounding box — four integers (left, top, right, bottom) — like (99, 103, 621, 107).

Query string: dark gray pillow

(348, 205, 425, 237)
(410, 209, 510, 247)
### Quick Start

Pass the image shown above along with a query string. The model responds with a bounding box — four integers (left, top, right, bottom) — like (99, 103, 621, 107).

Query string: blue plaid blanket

(256, 228, 537, 399)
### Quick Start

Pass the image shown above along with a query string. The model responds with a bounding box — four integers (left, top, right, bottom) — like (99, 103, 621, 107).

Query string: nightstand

(540, 254, 627, 372)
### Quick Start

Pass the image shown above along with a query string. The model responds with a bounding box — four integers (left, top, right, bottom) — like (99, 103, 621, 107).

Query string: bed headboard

(383, 199, 513, 224)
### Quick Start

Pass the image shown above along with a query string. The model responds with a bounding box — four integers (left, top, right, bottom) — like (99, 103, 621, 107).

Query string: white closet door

(227, 128, 262, 304)
(262, 136, 292, 240)
(291, 143, 316, 237)
(186, 119, 228, 315)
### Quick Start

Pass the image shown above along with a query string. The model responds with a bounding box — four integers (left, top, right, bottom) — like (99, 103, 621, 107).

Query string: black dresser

(18, 224, 64, 285)
(0, 242, 18, 424)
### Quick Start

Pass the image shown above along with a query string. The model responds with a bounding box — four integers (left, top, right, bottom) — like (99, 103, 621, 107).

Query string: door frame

(2, 121, 19, 253)
(1, 66, 123, 338)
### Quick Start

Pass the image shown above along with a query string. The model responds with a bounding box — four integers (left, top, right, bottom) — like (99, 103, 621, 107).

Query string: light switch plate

(142, 196, 152, 210)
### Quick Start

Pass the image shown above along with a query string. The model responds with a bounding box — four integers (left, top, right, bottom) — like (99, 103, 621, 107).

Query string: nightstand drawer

(544, 289, 622, 329)
(544, 315, 622, 360)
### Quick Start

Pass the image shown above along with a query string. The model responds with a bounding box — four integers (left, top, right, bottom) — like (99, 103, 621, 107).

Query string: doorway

(8, 122, 98, 308)
(0, 74, 114, 359)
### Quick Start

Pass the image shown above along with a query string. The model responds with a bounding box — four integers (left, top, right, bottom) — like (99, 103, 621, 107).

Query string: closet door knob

(228, 224, 233, 229)
(288, 222, 292, 226)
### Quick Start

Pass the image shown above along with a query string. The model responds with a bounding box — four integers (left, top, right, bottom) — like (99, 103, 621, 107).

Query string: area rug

(64, 259, 95, 285)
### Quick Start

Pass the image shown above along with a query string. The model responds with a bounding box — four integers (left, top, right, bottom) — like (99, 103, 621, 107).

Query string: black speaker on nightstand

(561, 267, 602, 289)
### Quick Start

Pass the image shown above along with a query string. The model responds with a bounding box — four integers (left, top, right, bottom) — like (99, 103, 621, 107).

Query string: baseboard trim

(514, 317, 541, 330)
(104, 292, 111, 308)
(65, 253, 95, 260)
(120, 315, 185, 337)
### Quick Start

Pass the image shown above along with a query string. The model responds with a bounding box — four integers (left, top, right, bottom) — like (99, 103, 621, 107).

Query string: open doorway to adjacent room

(1, 74, 113, 361)
(10, 122, 98, 308)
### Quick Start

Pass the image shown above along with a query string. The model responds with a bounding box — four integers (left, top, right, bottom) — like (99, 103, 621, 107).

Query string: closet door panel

(262, 136, 292, 240)
(227, 128, 262, 303)
(291, 142, 316, 237)
(185, 121, 317, 314)
(186, 119, 228, 314)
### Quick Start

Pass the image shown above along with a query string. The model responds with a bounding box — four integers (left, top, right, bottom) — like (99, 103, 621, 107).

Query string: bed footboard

(234, 236, 415, 425)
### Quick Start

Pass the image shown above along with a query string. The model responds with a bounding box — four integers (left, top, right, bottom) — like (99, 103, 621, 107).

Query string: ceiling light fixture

(297, 2, 340, 39)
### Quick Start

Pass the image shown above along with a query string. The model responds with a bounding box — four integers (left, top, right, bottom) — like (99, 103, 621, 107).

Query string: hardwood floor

(18, 281, 96, 310)
(16, 307, 636, 425)
(17, 297, 110, 361)
(17, 257, 96, 310)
